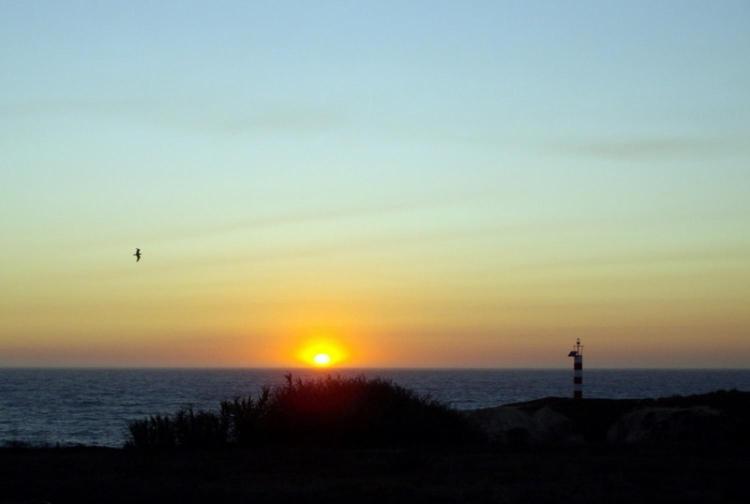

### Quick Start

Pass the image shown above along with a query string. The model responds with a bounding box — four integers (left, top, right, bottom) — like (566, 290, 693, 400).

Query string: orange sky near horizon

(2, 210, 748, 368)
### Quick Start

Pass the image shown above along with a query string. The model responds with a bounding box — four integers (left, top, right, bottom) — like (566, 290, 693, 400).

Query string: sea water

(1, 368, 749, 447)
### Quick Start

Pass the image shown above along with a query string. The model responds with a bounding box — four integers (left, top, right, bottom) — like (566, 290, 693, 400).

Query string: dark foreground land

(2, 384, 749, 503)
(1, 444, 746, 504)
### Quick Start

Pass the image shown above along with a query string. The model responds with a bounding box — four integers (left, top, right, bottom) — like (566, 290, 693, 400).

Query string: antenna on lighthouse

(567, 338, 583, 399)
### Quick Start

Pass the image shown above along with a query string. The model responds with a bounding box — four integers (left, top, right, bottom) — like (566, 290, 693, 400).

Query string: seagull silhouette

(134, 248, 141, 262)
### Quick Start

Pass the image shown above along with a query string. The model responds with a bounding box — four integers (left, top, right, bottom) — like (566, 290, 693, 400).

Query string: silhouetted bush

(126, 375, 483, 449)
(220, 387, 271, 446)
(128, 414, 176, 449)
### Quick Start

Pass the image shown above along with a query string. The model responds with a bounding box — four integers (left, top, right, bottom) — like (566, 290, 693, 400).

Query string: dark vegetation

(2, 444, 746, 503)
(3, 387, 749, 502)
(127, 374, 483, 449)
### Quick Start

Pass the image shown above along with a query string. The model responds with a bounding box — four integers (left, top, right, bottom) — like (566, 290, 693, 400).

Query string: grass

(127, 374, 483, 449)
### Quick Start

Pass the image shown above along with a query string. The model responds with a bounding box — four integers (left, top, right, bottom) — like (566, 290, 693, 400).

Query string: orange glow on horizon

(297, 337, 347, 368)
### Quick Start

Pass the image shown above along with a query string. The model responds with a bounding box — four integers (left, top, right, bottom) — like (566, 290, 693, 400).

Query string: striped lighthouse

(567, 338, 583, 399)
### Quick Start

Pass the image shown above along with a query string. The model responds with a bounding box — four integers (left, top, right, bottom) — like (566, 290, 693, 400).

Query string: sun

(297, 338, 346, 368)
(312, 353, 332, 367)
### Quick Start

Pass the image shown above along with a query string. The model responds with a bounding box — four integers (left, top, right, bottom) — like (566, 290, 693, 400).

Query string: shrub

(220, 387, 270, 446)
(126, 375, 482, 449)
(127, 414, 176, 449)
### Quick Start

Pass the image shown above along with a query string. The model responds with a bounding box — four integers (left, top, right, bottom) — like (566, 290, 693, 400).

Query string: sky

(1, 0, 749, 368)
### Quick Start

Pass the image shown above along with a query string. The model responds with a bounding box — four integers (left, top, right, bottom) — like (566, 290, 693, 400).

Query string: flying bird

(134, 248, 141, 262)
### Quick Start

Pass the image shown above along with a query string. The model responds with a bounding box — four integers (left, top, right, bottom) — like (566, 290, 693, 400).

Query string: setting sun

(297, 338, 347, 368)
(312, 353, 332, 367)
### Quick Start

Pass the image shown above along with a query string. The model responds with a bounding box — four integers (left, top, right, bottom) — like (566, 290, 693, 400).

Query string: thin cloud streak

(0, 98, 347, 136)
(139, 191, 497, 244)
(549, 135, 749, 161)
(90, 222, 520, 280)
(510, 247, 750, 272)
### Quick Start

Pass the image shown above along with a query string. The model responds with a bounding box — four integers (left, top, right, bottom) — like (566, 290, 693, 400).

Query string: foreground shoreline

(2, 441, 746, 503)
(3, 390, 749, 503)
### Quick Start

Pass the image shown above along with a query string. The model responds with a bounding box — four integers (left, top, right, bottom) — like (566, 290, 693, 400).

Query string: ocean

(1, 368, 749, 447)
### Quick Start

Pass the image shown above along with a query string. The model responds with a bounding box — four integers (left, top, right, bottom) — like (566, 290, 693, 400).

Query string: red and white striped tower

(568, 338, 583, 399)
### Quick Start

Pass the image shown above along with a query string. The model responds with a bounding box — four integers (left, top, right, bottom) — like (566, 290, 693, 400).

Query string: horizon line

(1, 365, 748, 371)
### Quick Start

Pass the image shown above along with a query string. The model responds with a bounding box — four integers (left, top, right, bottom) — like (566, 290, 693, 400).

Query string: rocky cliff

(467, 389, 750, 448)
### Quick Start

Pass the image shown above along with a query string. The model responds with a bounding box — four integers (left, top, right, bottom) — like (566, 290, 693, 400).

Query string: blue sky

(1, 1, 749, 366)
